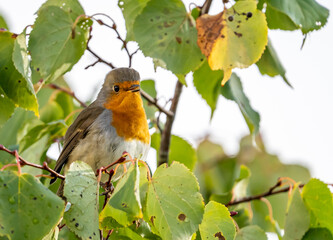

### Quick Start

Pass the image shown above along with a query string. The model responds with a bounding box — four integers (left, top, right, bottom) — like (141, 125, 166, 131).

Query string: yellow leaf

(197, 1, 268, 84)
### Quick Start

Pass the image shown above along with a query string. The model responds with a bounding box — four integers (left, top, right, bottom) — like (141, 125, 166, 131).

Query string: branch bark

(0, 144, 65, 180)
(226, 181, 302, 206)
(158, 81, 183, 166)
(47, 83, 87, 108)
(140, 89, 174, 117)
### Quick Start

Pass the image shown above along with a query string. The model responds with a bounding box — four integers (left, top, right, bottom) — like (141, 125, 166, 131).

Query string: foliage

(0, 0, 330, 239)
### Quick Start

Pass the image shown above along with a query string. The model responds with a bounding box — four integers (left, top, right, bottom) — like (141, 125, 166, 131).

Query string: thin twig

(90, 15, 138, 68)
(158, 81, 183, 166)
(47, 83, 87, 108)
(140, 89, 174, 117)
(226, 182, 303, 207)
(0, 144, 65, 180)
(86, 46, 116, 69)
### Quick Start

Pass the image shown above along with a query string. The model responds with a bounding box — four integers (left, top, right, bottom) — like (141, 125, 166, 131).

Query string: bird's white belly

(65, 109, 150, 176)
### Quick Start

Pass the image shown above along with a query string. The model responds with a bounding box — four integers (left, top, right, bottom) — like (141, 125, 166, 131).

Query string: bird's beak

(128, 84, 140, 92)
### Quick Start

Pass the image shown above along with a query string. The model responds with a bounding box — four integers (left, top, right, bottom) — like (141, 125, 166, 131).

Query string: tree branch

(226, 181, 302, 206)
(91, 14, 138, 68)
(47, 83, 87, 108)
(158, 81, 183, 166)
(140, 89, 174, 117)
(86, 46, 116, 69)
(0, 144, 65, 180)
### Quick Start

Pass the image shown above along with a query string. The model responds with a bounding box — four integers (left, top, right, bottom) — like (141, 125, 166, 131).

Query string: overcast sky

(1, 0, 332, 183)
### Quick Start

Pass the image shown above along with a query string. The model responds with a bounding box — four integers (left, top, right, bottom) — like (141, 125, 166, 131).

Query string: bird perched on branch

(50, 68, 150, 192)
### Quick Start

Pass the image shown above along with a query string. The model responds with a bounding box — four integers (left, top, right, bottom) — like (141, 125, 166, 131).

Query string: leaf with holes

(118, 0, 149, 41)
(302, 178, 333, 235)
(196, 0, 268, 85)
(0, 31, 38, 115)
(133, 0, 204, 74)
(0, 171, 64, 240)
(221, 73, 260, 135)
(235, 225, 267, 240)
(100, 162, 142, 228)
(145, 162, 204, 239)
(38, 0, 85, 22)
(63, 161, 99, 240)
(199, 201, 236, 240)
(28, 5, 91, 83)
(266, 0, 329, 34)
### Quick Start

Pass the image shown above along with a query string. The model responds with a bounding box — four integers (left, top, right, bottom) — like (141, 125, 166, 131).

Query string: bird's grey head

(96, 68, 141, 105)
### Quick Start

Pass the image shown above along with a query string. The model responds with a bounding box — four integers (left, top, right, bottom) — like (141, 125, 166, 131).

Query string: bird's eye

(114, 85, 120, 92)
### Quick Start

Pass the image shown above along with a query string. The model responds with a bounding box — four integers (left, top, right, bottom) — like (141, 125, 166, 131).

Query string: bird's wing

(50, 105, 105, 184)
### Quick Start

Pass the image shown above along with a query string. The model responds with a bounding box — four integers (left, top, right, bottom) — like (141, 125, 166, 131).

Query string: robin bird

(50, 68, 150, 190)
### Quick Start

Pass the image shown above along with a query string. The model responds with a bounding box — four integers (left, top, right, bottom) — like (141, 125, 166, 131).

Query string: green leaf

(100, 163, 142, 228)
(20, 134, 48, 176)
(199, 201, 236, 240)
(193, 60, 222, 116)
(302, 228, 333, 240)
(141, 80, 158, 120)
(235, 225, 267, 240)
(19, 120, 67, 153)
(129, 219, 162, 239)
(256, 39, 291, 87)
(0, 31, 38, 115)
(133, 0, 204, 74)
(265, 4, 298, 31)
(58, 226, 80, 240)
(302, 178, 333, 234)
(239, 135, 311, 232)
(0, 87, 15, 127)
(146, 162, 204, 239)
(283, 184, 310, 240)
(169, 135, 197, 171)
(106, 227, 146, 240)
(233, 165, 251, 199)
(221, 73, 260, 135)
(0, 15, 9, 30)
(42, 226, 59, 240)
(151, 133, 197, 171)
(176, 74, 187, 86)
(12, 32, 30, 82)
(28, 6, 91, 83)
(0, 171, 64, 240)
(63, 161, 100, 240)
(195, 139, 232, 201)
(38, 0, 85, 22)
(119, 0, 150, 41)
(0, 108, 35, 166)
(236, 165, 251, 182)
(266, 0, 329, 34)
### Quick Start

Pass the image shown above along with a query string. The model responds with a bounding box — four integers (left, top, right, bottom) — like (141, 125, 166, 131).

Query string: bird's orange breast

(104, 83, 150, 144)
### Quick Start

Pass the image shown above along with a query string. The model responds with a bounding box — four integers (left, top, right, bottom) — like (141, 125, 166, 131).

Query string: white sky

(1, 0, 332, 183)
